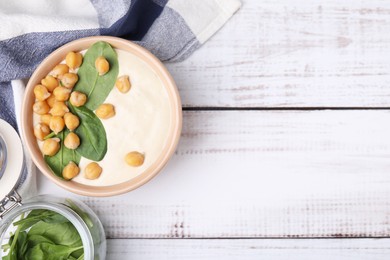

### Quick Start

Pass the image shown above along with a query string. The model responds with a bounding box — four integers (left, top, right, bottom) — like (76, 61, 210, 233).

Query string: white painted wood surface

(167, 0, 390, 107)
(39, 110, 390, 238)
(36, 0, 390, 258)
(106, 239, 390, 260)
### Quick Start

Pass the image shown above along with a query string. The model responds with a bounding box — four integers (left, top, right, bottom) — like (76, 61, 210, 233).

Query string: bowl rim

(21, 36, 182, 197)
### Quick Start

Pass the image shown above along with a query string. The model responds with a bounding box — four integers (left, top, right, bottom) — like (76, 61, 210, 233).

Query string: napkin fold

(0, 0, 241, 198)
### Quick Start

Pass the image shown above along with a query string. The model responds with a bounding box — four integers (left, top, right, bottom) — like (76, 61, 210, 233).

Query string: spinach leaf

(2, 211, 84, 260)
(73, 41, 119, 110)
(16, 232, 28, 260)
(3, 213, 25, 260)
(26, 243, 83, 260)
(70, 248, 84, 259)
(44, 130, 81, 179)
(14, 210, 49, 229)
(14, 210, 68, 230)
(28, 221, 82, 248)
(69, 105, 107, 161)
(26, 235, 53, 249)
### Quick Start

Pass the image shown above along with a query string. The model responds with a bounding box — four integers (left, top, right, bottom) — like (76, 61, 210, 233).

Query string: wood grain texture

(106, 238, 390, 260)
(38, 111, 390, 238)
(166, 0, 390, 107)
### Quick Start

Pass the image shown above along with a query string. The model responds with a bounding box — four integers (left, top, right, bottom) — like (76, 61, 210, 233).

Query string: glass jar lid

(0, 119, 24, 218)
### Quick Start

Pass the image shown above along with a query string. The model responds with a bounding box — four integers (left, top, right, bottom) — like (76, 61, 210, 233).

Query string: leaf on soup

(73, 41, 119, 110)
(44, 130, 81, 179)
(70, 105, 107, 161)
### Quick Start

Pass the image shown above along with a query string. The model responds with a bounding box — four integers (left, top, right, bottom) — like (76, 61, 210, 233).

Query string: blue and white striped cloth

(0, 0, 240, 197)
(0, 0, 241, 130)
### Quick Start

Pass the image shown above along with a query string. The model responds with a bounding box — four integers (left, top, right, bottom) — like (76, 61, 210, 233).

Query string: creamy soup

(34, 49, 172, 186)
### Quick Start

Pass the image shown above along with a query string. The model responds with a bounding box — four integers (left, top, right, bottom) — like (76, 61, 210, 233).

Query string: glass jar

(0, 195, 106, 260)
(0, 119, 106, 259)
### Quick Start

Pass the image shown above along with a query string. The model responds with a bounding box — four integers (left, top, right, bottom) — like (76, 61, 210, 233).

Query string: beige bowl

(21, 36, 182, 197)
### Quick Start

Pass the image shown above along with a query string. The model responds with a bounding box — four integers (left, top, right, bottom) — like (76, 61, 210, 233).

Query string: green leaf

(26, 243, 83, 260)
(14, 210, 68, 230)
(2, 213, 25, 260)
(28, 221, 82, 249)
(70, 105, 107, 161)
(16, 232, 28, 260)
(44, 130, 81, 179)
(70, 248, 84, 259)
(43, 132, 56, 140)
(26, 235, 54, 249)
(73, 41, 119, 110)
(2, 211, 84, 260)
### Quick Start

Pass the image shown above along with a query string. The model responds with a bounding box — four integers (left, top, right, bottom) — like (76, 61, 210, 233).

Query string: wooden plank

(38, 110, 390, 238)
(106, 238, 390, 260)
(166, 0, 390, 107)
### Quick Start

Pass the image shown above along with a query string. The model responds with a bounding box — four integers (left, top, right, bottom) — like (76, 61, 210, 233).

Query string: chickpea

(61, 73, 78, 89)
(50, 64, 69, 79)
(115, 75, 131, 93)
(53, 86, 71, 101)
(33, 123, 51, 141)
(62, 161, 80, 180)
(64, 132, 80, 150)
(95, 56, 109, 76)
(40, 114, 52, 126)
(95, 103, 115, 119)
(49, 101, 69, 117)
(125, 151, 144, 167)
(49, 116, 65, 134)
(84, 162, 102, 180)
(69, 91, 87, 107)
(42, 138, 60, 156)
(33, 84, 51, 101)
(41, 75, 59, 92)
(65, 52, 83, 69)
(33, 100, 50, 115)
(64, 112, 80, 131)
(46, 94, 56, 108)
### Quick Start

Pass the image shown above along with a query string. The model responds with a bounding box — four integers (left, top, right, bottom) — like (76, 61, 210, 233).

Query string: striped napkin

(0, 0, 241, 197)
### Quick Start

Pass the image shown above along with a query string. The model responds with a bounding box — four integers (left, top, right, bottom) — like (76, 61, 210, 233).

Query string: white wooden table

(38, 0, 390, 258)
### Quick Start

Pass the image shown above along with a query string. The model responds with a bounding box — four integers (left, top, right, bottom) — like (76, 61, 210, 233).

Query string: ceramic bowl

(21, 36, 182, 196)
